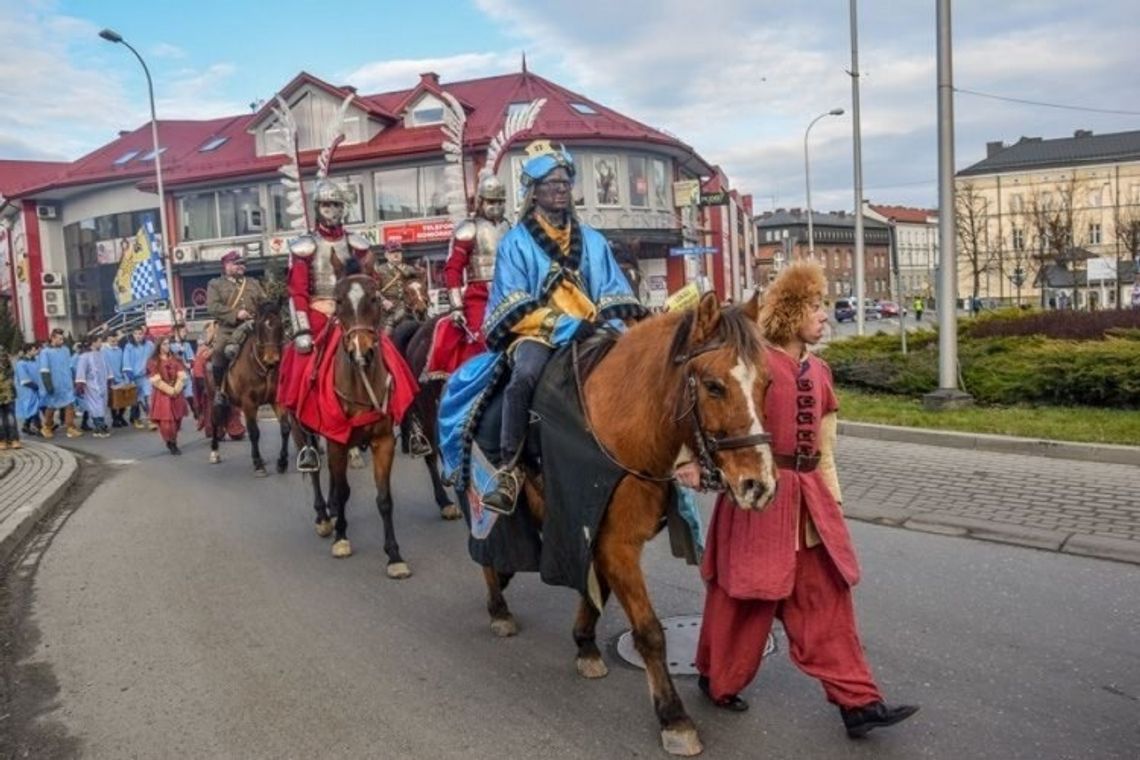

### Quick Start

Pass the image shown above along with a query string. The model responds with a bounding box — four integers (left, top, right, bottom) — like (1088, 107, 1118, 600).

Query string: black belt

(773, 453, 821, 472)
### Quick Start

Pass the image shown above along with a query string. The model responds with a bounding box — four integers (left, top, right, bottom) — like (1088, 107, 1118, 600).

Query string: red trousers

(695, 546, 883, 708)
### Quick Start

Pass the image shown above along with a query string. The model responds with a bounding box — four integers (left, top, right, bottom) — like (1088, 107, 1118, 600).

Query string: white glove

(294, 332, 313, 354)
(450, 310, 467, 325)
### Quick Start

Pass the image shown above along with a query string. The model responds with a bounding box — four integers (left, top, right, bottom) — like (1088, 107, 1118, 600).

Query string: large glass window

(374, 166, 448, 220)
(420, 164, 448, 217)
(180, 192, 218, 241)
(628, 156, 649, 207)
(218, 186, 262, 237)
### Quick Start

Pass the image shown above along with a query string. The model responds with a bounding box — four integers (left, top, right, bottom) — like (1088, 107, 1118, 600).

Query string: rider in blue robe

(438, 145, 645, 512)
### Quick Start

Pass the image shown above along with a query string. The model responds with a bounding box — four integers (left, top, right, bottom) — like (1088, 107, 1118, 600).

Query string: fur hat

(759, 261, 826, 345)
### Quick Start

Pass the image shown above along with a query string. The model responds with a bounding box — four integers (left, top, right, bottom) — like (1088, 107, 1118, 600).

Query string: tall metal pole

(804, 109, 844, 258)
(849, 0, 866, 336)
(100, 29, 178, 311)
(926, 0, 972, 407)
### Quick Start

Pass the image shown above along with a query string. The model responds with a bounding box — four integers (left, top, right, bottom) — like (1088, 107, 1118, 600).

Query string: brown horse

(479, 291, 778, 756)
(290, 273, 410, 578)
(206, 301, 289, 476)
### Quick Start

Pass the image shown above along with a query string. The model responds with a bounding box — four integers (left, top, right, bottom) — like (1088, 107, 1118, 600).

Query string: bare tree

(1005, 202, 1038, 307)
(1024, 175, 1087, 307)
(955, 181, 997, 305)
(1112, 198, 1140, 309)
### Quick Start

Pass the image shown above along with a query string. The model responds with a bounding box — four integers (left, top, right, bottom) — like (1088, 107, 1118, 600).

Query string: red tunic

(700, 347, 860, 601)
(147, 356, 189, 422)
(425, 236, 490, 379)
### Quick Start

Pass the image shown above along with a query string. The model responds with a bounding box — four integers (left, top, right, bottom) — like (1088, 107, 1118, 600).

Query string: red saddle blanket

(283, 324, 419, 445)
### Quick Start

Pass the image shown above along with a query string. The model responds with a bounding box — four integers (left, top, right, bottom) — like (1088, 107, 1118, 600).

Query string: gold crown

(524, 139, 555, 157)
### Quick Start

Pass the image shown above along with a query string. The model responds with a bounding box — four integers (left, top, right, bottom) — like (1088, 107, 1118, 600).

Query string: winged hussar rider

(272, 92, 422, 471)
(423, 92, 542, 380)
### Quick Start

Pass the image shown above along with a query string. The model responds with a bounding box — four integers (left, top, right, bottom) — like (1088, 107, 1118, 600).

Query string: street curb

(846, 509, 1140, 566)
(0, 444, 80, 566)
(838, 421, 1140, 466)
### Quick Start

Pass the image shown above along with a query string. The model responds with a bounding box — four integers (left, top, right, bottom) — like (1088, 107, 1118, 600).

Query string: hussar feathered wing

(439, 91, 470, 224)
(316, 93, 356, 182)
(270, 95, 309, 232)
(484, 97, 546, 178)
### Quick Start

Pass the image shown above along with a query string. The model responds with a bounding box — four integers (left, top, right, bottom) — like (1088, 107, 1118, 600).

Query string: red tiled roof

(867, 204, 937, 223)
(0, 159, 69, 198)
(9, 69, 706, 197)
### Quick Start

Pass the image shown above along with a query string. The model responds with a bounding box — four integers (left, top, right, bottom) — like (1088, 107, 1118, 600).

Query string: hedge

(822, 329, 1140, 408)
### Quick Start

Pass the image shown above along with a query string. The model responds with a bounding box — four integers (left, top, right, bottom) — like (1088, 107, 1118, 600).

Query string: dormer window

(139, 147, 167, 161)
(410, 104, 444, 126)
(113, 150, 141, 166)
(199, 136, 228, 152)
(507, 101, 534, 117)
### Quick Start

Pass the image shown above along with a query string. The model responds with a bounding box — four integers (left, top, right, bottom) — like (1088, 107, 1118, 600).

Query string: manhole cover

(615, 614, 776, 675)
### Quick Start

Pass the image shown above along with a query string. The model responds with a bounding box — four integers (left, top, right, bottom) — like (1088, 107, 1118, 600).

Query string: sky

(3, 0, 1138, 211)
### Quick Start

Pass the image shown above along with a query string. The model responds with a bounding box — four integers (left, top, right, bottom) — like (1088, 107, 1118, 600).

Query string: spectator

(0, 348, 21, 450)
(102, 330, 127, 428)
(122, 327, 156, 430)
(912, 296, 924, 322)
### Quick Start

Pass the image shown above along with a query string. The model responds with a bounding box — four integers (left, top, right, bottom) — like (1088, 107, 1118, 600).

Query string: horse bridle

(670, 342, 773, 491)
(337, 322, 387, 414)
(249, 316, 282, 378)
(572, 340, 772, 491)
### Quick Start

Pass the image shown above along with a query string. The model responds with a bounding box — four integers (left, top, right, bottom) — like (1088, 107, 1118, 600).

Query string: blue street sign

(669, 246, 718, 257)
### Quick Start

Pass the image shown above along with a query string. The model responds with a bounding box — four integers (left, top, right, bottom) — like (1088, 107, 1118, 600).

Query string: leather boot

(841, 701, 919, 738)
(481, 465, 523, 516)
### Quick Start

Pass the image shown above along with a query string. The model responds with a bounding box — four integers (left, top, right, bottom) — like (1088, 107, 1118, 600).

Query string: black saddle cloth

(464, 335, 698, 604)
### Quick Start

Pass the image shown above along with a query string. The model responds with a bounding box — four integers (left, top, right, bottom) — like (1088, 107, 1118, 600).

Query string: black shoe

(167, 441, 182, 456)
(297, 445, 320, 473)
(481, 466, 522, 516)
(698, 675, 749, 712)
(841, 701, 919, 739)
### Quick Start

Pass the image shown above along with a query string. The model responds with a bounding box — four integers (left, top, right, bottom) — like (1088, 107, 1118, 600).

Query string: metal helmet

(312, 179, 348, 205)
(476, 174, 507, 202)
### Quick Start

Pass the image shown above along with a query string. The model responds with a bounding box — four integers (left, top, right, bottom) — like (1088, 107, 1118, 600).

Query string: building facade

(754, 209, 892, 303)
(0, 68, 748, 339)
(955, 129, 1140, 309)
(864, 204, 939, 300)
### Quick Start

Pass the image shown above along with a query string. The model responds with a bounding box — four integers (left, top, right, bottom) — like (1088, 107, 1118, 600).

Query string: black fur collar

(523, 211, 582, 272)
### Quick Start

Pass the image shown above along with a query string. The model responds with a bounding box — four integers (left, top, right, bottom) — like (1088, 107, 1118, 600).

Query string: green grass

(837, 388, 1140, 446)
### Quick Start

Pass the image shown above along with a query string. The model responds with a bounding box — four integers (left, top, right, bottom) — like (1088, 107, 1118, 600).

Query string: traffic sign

(669, 246, 717, 257)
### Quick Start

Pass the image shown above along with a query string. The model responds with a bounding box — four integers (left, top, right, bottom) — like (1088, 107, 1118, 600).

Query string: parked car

(834, 297, 857, 322)
(864, 299, 882, 320)
(878, 300, 900, 318)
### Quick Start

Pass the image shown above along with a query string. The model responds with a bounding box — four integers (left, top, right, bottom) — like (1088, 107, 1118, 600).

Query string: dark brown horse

(399, 315, 462, 520)
(479, 291, 778, 756)
(289, 273, 410, 578)
(206, 301, 289, 476)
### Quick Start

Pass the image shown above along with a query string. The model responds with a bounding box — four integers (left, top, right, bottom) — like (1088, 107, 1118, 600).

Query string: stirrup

(407, 426, 432, 458)
(481, 466, 522, 516)
(296, 445, 320, 473)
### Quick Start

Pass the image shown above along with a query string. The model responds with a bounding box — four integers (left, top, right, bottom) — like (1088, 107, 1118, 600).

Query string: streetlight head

(829, 108, 845, 116)
(98, 28, 123, 43)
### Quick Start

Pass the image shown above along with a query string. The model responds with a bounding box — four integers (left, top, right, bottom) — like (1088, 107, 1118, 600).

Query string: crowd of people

(0, 322, 207, 455)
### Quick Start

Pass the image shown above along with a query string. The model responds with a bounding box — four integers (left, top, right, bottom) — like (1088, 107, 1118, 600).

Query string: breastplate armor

(468, 217, 508, 282)
(311, 236, 349, 299)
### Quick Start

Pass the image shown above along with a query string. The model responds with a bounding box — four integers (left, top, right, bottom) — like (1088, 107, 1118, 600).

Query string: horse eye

(702, 379, 726, 398)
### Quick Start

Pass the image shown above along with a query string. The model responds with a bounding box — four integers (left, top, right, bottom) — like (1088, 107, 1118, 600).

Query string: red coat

(700, 347, 860, 601)
(147, 356, 189, 422)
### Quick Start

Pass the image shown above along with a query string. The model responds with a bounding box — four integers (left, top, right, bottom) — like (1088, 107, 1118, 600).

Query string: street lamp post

(99, 28, 178, 311)
(804, 108, 845, 259)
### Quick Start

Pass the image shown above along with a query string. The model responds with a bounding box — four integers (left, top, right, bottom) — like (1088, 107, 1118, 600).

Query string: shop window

(420, 164, 448, 217)
(180, 192, 218, 241)
(628, 156, 649, 207)
(218, 186, 263, 237)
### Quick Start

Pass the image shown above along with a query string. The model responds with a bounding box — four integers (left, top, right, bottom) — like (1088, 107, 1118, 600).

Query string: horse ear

(742, 289, 762, 322)
(690, 291, 721, 344)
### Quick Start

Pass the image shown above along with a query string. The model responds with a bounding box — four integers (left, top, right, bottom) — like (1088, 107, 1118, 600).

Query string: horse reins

(572, 339, 772, 492)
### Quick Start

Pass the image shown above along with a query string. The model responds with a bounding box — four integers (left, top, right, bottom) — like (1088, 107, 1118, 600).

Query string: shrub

(966, 308, 1140, 340)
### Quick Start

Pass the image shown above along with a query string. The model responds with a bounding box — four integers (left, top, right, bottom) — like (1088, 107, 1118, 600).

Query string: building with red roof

(0, 67, 753, 339)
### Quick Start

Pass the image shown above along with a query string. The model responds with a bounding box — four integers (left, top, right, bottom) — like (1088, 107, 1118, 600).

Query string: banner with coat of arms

(113, 215, 169, 311)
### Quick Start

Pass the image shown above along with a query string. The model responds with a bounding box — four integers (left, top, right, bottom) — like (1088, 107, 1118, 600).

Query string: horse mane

(667, 303, 763, 368)
(256, 299, 281, 318)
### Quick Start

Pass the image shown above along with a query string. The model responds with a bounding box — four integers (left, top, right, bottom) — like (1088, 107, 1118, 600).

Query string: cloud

(343, 52, 518, 93)
(150, 41, 187, 59)
(475, 0, 1140, 209)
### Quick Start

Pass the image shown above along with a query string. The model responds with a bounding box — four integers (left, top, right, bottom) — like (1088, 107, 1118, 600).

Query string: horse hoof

(331, 539, 352, 558)
(315, 520, 334, 538)
(576, 656, 609, 679)
(439, 504, 462, 521)
(661, 728, 703, 757)
(386, 562, 412, 580)
(490, 617, 518, 638)
(209, 451, 221, 464)
(254, 467, 268, 478)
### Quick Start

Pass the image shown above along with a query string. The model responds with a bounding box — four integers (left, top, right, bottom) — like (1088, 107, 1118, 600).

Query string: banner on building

(672, 179, 699, 207)
(664, 283, 700, 312)
(113, 215, 170, 311)
(382, 219, 454, 246)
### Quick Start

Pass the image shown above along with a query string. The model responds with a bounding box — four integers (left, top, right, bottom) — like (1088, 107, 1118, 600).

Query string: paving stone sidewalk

(837, 436, 1140, 565)
(0, 441, 79, 562)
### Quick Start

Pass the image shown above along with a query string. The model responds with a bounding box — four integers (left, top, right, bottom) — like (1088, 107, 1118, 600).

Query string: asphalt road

(3, 427, 1138, 759)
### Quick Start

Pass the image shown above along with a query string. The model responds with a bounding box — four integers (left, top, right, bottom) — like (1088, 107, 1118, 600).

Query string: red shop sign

(382, 219, 455, 245)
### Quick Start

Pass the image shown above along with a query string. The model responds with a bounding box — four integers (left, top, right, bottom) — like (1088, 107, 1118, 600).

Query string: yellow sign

(665, 283, 700, 312)
(672, 179, 699, 207)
